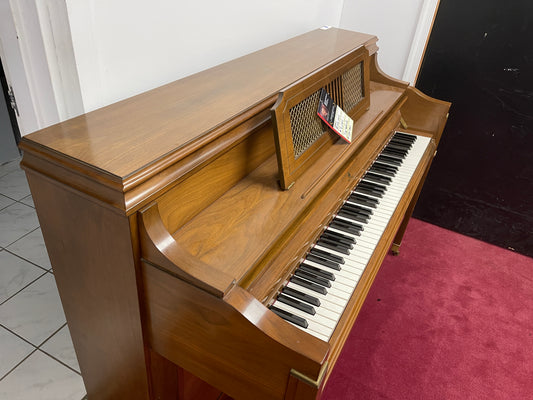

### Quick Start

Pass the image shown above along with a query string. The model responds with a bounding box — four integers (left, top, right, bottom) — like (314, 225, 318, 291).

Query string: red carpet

(322, 219, 533, 400)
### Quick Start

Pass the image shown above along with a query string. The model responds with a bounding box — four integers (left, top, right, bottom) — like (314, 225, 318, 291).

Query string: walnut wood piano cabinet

(20, 28, 450, 400)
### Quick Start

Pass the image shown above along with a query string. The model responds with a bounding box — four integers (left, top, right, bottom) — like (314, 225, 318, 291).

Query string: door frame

(402, 0, 441, 85)
(0, 0, 83, 136)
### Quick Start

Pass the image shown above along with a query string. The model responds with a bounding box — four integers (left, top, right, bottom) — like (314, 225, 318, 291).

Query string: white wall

(65, 0, 345, 112)
(339, 0, 425, 83)
(5, 0, 439, 135)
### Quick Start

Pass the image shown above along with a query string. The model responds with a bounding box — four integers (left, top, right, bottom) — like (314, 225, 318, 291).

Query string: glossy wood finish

(20, 28, 449, 400)
(20, 29, 375, 181)
(23, 171, 150, 399)
(141, 262, 328, 400)
(172, 83, 405, 294)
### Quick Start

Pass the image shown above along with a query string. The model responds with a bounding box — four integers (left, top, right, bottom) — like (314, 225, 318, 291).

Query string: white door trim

(402, 0, 441, 85)
(1, 0, 83, 136)
(8, 0, 59, 133)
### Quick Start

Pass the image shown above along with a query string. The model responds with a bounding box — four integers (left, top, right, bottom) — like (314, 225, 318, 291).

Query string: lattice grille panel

(289, 90, 325, 159)
(325, 77, 343, 109)
(342, 62, 364, 112)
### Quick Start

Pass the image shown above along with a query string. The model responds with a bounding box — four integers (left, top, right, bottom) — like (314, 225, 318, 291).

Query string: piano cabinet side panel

(142, 263, 329, 400)
(24, 171, 151, 400)
(401, 87, 451, 144)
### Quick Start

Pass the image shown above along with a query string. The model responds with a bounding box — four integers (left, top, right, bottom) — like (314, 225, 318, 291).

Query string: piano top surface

(21, 28, 375, 181)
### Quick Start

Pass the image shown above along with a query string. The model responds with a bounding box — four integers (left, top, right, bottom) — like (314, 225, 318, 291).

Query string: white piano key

(275, 133, 432, 342)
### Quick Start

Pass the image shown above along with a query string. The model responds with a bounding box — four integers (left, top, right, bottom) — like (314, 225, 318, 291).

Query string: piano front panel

(141, 260, 329, 400)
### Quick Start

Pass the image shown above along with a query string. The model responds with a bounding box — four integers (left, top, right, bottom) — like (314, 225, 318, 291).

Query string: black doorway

(414, 1, 533, 257)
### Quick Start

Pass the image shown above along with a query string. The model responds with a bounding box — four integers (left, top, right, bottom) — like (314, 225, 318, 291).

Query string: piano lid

(20, 29, 376, 184)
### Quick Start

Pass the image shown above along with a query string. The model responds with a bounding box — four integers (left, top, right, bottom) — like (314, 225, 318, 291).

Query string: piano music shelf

(165, 81, 406, 296)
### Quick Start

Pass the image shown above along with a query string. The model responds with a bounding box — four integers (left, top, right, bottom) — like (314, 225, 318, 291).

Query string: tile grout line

(0, 220, 40, 249)
(2, 233, 51, 273)
(0, 347, 39, 382)
(36, 323, 83, 377)
(0, 321, 84, 382)
(0, 270, 49, 307)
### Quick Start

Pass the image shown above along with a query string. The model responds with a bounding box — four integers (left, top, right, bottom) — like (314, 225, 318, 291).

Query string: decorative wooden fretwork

(271, 47, 370, 189)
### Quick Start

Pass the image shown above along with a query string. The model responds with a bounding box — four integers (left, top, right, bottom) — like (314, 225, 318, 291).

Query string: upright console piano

(20, 28, 450, 399)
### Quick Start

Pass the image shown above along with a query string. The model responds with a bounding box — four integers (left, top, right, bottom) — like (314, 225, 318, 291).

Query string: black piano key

(386, 141, 411, 153)
(282, 286, 321, 307)
(309, 247, 344, 264)
(377, 154, 402, 166)
(374, 160, 399, 171)
(394, 132, 417, 142)
(329, 219, 363, 235)
(382, 147, 406, 157)
(338, 208, 369, 223)
(354, 186, 383, 198)
(364, 172, 392, 184)
(381, 147, 407, 159)
(390, 134, 414, 143)
(369, 163, 395, 177)
(340, 206, 372, 221)
(270, 305, 308, 328)
(306, 253, 342, 270)
(349, 193, 379, 208)
(294, 269, 332, 288)
(384, 142, 408, 152)
(321, 230, 355, 246)
(389, 138, 413, 149)
(277, 294, 316, 315)
(291, 276, 328, 295)
(319, 234, 354, 249)
(317, 238, 351, 254)
(343, 202, 373, 216)
(299, 263, 336, 281)
(360, 180, 387, 193)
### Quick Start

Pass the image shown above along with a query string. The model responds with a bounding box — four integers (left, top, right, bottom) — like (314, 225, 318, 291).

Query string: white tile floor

(0, 157, 87, 400)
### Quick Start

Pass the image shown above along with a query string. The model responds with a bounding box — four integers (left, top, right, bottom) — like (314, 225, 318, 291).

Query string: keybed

(270, 132, 432, 341)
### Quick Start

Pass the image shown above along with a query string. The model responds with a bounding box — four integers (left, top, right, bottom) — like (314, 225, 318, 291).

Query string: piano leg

(284, 374, 323, 400)
(149, 350, 180, 399)
(391, 150, 433, 255)
(391, 218, 408, 255)
(149, 350, 224, 400)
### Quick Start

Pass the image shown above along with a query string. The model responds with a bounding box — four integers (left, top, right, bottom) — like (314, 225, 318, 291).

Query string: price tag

(317, 88, 353, 143)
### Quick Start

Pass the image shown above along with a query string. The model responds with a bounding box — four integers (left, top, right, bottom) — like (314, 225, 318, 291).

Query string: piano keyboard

(270, 132, 432, 341)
